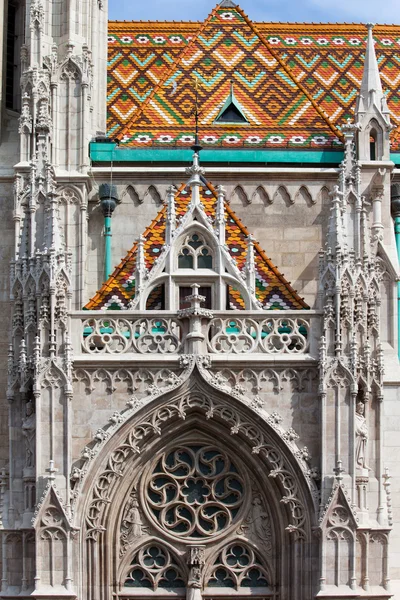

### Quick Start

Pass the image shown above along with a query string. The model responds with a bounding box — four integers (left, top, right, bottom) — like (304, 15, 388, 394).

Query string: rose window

(144, 445, 245, 539)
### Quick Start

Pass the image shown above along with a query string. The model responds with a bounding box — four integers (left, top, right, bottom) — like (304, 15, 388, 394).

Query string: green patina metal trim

(90, 142, 347, 164)
(104, 215, 112, 281)
(90, 142, 400, 165)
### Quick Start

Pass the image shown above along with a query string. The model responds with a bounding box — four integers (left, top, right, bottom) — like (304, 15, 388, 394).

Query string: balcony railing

(70, 310, 322, 360)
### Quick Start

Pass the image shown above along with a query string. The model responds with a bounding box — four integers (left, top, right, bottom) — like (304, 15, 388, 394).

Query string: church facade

(0, 0, 400, 598)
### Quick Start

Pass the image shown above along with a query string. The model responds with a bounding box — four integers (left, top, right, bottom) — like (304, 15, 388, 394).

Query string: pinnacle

(219, 0, 238, 7)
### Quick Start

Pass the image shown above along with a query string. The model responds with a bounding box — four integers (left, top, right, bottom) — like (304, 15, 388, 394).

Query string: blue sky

(109, 0, 400, 25)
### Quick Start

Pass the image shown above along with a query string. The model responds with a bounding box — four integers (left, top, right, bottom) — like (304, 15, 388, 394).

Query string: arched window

(370, 129, 377, 161)
(178, 233, 213, 270)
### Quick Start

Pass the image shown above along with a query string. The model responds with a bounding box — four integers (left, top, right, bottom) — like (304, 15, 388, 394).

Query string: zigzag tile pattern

(85, 184, 307, 310)
(107, 13, 400, 149)
(107, 23, 199, 139)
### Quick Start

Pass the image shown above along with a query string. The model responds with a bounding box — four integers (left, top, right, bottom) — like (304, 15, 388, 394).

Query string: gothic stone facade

(0, 1, 400, 599)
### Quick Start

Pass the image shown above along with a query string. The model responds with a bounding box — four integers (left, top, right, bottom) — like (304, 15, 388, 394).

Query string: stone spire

(356, 24, 389, 119)
(354, 24, 391, 161)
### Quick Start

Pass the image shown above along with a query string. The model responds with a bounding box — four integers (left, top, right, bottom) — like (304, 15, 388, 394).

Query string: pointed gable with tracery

(85, 168, 308, 311)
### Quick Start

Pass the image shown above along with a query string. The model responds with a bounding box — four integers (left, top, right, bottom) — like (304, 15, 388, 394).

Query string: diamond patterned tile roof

(107, 3, 400, 150)
(85, 181, 308, 310)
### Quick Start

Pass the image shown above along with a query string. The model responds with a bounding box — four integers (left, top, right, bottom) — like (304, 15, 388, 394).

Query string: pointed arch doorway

(116, 434, 279, 600)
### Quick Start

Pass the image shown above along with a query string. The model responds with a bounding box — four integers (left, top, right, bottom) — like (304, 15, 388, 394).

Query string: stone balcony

(70, 308, 322, 366)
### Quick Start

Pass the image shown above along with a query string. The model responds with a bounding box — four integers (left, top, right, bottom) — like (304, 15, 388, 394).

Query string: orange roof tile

(107, 8, 400, 149)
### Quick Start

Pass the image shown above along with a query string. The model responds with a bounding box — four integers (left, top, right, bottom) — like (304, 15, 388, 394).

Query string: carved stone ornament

(78, 383, 315, 542)
(355, 400, 369, 471)
(143, 445, 246, 540)
(22, 401, 36, 468)
(238, 492, 272, 555)
(205, 542, 270, 591)
(120, 487, 148, 556)
(123, 543, 185, 590)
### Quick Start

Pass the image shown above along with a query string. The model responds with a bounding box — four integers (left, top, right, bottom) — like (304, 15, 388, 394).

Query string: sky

(108, 0, 400, 25)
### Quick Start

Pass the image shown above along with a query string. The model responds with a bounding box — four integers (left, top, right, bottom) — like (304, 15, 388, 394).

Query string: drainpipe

(391, 183, 400, 359)
(99, 183, 118, 281)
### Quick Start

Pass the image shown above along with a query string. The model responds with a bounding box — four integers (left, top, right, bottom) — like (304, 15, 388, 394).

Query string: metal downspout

(99, 183, 119, 281)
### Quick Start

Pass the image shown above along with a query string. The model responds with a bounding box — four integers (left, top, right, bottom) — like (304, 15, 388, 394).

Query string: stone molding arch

(74, 374, 317, 540)
(71, 367, 319, 600)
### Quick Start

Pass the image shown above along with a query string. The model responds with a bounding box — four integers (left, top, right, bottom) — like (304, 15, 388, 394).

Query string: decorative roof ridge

(116, 4, 220, 142)
(113, 0, 347, 144)
(233, 4, 345, 142)
(108, 20, 400, 29)
(204, 180, 308, 309)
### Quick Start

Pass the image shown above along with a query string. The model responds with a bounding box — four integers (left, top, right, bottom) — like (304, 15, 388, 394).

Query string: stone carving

(355, 400, 369, 471)
(82, 389, 313, 541)
(124, 544, 185, 589)
(73, 367, 184, 395)
(241, 493, 272, 554)
(145, 445, 245, 539)
(120, 489, 147, 556)
(205, 367, 316, 395)
(187, 545, 205, 600)
(22, 401, 36, 468)
(206, 316, 310, 355)
(82, 316, 182, 354)
(206, 542, 270, 590)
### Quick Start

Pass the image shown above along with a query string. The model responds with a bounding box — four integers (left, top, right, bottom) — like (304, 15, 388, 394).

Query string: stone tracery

(145, 445, 245, 539)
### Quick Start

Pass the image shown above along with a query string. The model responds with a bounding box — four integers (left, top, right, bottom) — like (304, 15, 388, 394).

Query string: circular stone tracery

(144, 445, 245, 539)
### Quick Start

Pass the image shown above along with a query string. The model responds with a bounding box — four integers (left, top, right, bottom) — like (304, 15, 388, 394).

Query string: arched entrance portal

(75, 379, 318, 600)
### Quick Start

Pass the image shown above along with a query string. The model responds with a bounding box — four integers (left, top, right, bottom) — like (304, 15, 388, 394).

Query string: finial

(166, 185, 177, 244)
(46, 460, 58, 483)
(245, 234, 256, 296)
(215, 185, 226, 245)
(220, 0, 238, 7)
(333, 460, 345, 483)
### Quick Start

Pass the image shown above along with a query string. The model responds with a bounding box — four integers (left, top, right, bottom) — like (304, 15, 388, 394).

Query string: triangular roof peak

(219, 0, 238, 7)
(85, 156, 308, 311)
(116, 0, 343, 146)
(319, 483, 359, 530)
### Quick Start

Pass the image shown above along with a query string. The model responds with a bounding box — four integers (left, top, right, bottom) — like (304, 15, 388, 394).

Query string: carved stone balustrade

(70, 310, 322, 364)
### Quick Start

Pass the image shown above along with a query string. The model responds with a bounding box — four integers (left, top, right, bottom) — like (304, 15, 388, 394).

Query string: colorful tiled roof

(107, 5, 400, 149)
(85, 182, 308, 310)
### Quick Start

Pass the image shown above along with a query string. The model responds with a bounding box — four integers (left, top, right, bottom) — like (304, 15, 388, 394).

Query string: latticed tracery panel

(206, 543, 270, 590)
(124, 544, 185, 589)
(144, 445, 246, 540)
